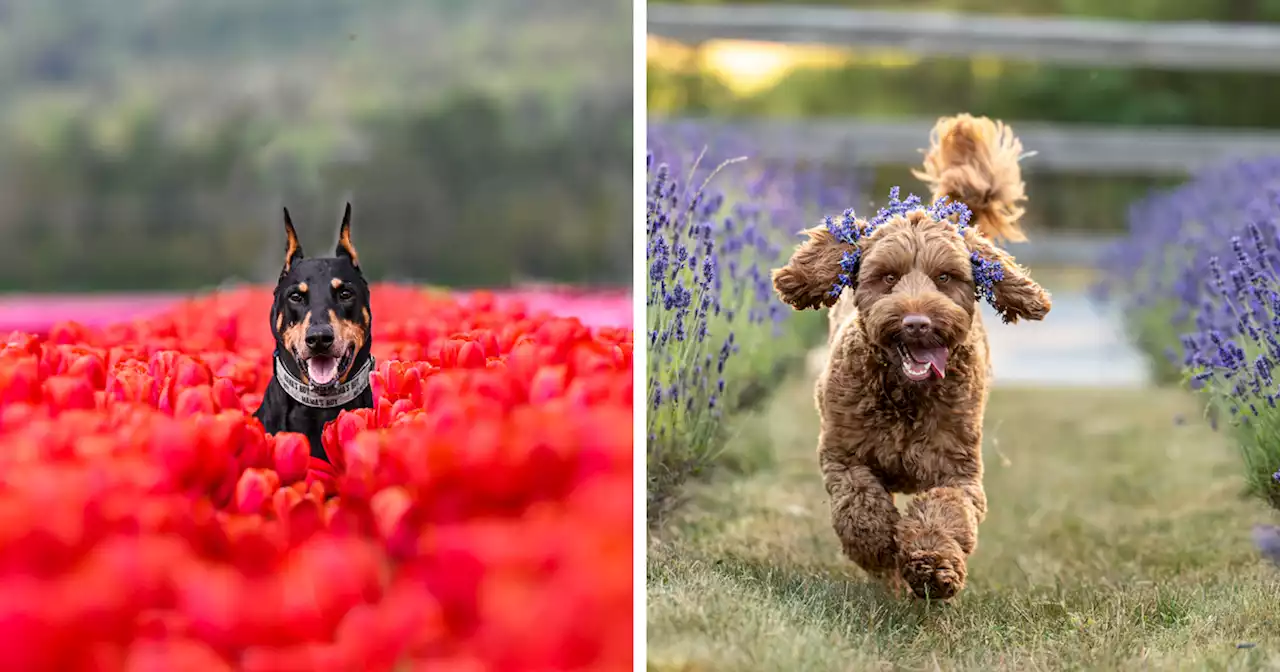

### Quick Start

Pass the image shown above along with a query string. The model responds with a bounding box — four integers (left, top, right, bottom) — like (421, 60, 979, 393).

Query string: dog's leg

(820, 449, 902, 590)
(896, 478, 986, 600)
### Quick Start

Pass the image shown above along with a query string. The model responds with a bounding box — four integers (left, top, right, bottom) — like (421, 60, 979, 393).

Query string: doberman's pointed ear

(335, 202, 359, 268)
(282, 207, 304, 274)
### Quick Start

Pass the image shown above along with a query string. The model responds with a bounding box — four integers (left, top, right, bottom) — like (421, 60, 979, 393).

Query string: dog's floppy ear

(771, 226, 852, 310)
(335, 202, 360, 269)
(964, 229, 1050, 323)
(281, 207, 304, 274)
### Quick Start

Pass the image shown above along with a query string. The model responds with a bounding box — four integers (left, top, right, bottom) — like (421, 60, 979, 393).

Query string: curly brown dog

(771, 114, 1052, 600)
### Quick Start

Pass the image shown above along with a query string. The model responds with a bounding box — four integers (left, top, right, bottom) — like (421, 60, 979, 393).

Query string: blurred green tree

(0, 0, 632, 291)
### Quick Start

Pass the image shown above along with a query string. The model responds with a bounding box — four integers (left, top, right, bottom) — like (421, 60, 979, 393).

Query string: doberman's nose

(901, 314, 932, 338)
(305, 324, 335, 351)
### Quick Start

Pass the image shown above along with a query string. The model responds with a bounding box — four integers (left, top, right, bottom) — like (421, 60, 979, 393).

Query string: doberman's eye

(287, 291, 304, 304)
(883, 273, 898, 286)
(937, 272, 951, 284)
(338, 288, 355, 302)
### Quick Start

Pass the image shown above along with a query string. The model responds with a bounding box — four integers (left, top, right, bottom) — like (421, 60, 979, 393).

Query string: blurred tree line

(0, 0, 631, 291)
(0, 93, 630, 291)
(650, 0, 1280, 233)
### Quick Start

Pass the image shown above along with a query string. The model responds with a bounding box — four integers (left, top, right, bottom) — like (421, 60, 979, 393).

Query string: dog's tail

(912, 113, 1029, 244)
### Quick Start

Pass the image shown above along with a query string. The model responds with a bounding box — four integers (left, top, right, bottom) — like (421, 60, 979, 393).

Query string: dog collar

(273, 354, 375, 409)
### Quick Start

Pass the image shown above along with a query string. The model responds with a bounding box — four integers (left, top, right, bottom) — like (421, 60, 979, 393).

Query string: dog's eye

(338, 288, 355, 302)
(287, 292, 304, 304)
(883, 274, 898, 286)
(937, 273, 951, 284)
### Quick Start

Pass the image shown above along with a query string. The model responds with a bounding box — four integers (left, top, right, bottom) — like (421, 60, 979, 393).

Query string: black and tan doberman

(253, 203, 374, 462)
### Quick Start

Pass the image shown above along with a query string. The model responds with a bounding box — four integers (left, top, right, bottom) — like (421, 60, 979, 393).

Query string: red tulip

(211, 377, 241, 412)
(43, 374, 96, 411)
(239, 392, 263, 412)
(456, 340, 486, 369)
(173, 385, 216, 418)
(124, 638, 233, 672)
(239, 642, 357, 672)
(370, 485, 413, 543)
(106, 365, 157, 407)
(272, 433, 310, 485)
(389, 398, 417, 422)
(67, 352, 107, 390)
(0, 284, 632, 669)
(234, 468, 278, 515)
(340, 432, 382, 498)
(528, 365, 568, 403)
(0, 354, 41, 405)
(284, 497, 326, 548)
(172, 562, 248, 653)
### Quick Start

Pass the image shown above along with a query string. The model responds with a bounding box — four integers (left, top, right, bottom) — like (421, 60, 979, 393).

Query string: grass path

(647, 378, 1280, 671)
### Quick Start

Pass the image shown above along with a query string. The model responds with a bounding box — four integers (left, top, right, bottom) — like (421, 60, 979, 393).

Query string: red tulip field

(0, 285, 634, 671)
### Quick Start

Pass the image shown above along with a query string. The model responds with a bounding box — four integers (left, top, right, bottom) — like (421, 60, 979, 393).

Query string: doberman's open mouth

(895, 342, 949, 382)
(304, 345, 355, 388)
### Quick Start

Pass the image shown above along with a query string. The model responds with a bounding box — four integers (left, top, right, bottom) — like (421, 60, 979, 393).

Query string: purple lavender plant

(1101, 156, 1280, 565)
(1096, 157, 1280, 383)
(646, 125, 861, 507)
(820, 187, 1005, 310)
(1252, 524, 1280, 566)
(1176, 222, 1280, 506)
(1100, 156, 1280, 529)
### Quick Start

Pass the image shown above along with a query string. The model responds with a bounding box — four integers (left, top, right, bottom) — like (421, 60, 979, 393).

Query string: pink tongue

(307, 356, 339, 385)
(908, 346, 949, 378)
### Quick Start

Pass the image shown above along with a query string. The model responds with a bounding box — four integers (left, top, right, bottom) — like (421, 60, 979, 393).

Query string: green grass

(647, 377, 1280, 671)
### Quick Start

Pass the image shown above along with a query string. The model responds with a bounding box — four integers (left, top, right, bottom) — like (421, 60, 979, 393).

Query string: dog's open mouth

(303, 346, 354, 388)
(896, 343, 949, 382)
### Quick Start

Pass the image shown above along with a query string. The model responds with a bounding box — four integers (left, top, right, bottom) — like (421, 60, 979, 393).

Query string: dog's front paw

(900, 548, 966, 601)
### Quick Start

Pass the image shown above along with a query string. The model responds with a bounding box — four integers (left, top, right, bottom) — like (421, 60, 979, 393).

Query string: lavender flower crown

(823, 187, 1005, 308)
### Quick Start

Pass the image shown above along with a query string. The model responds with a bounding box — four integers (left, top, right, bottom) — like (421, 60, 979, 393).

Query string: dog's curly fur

(771, 114, 1051, 600)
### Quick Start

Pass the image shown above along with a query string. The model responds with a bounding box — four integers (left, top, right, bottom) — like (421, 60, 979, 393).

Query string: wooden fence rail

(650, 116, 1280, 174)
(649, 4, 1280, 72)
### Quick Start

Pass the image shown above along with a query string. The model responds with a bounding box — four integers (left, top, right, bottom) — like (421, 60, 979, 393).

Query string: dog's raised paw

(901, 550, 966, 601)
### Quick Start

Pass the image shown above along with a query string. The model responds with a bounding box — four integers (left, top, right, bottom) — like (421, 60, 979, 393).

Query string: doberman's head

(271, 203, 373, 389)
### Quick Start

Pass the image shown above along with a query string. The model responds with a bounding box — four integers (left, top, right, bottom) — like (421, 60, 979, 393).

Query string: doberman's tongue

(907, 346, 949, 379)
(307, 356, 338, 385)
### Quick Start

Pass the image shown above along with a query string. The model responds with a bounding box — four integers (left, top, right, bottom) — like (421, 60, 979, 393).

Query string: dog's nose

(901, 314, 932, 337)
(304, 325, 335, 351)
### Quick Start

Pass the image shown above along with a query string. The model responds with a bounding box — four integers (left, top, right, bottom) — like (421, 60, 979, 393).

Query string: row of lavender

(1096, 156, 1280, 512)
(645, 123, 860, 515)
